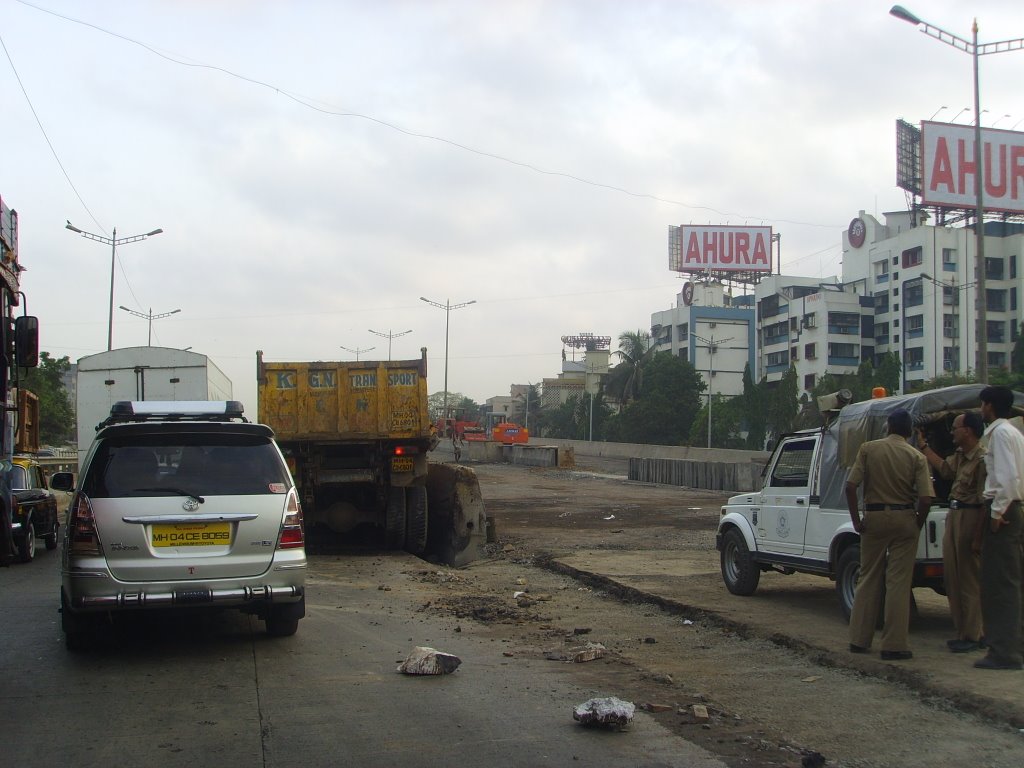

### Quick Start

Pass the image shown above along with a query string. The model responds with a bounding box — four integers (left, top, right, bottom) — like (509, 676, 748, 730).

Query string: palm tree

(609, 329, 654, 409)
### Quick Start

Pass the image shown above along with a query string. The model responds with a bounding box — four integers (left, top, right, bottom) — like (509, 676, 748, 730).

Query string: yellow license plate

(152, 522, 231, 548)
(391, 457, 414, 473)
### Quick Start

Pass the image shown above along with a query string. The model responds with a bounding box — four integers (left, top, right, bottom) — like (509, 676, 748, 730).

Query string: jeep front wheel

(836, 544, 861, 620)
(720, 528, 760, 595)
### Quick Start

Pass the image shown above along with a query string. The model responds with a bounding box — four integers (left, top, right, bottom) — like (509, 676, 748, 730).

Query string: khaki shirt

(848, 434, 935, 505)
(935, 443, 987, 505)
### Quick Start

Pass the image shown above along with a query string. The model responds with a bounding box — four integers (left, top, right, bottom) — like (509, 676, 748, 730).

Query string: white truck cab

(715, 384, 1013, 617)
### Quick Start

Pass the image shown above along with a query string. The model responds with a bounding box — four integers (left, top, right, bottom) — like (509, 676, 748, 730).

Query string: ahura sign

(921, 121, 1024, 215)
(669, 225, 772, 274)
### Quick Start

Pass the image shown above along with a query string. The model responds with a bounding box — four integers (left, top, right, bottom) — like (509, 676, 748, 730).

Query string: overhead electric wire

(16, 0, 841, 230)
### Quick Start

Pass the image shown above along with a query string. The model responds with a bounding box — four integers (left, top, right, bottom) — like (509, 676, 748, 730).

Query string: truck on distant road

(257, 349, 487, 565)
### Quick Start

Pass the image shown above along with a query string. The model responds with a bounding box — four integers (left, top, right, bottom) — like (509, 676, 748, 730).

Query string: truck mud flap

(424, 463, 488, 567)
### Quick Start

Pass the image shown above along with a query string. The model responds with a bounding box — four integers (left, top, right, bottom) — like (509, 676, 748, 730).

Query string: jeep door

(757, 436, 817, 556)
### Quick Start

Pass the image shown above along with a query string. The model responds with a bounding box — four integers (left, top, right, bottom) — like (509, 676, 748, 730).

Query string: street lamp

(66, 221, 163, 351)
(369, 328, 412, 360)
(922, 272, 976, 377)
(890, 6, 1024, 382)
(118, 306, 181, 346)
(692, 332, 733, 449)
(340, 345, 375, 361)
(420, 296, 476, 421)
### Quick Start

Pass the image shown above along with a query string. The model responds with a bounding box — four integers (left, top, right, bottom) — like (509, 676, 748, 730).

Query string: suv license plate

(391, 457, 414, 473)
(152, 522, 231, 548)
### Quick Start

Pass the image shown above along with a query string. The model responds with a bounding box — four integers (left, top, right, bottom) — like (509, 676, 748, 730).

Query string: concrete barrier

(628, 457, 765, 492)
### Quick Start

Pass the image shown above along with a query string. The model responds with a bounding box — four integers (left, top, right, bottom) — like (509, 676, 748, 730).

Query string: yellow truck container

(257, 349, 486, 564)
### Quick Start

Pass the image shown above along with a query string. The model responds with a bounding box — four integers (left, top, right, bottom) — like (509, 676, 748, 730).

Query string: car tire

(836, 544, 861, 621)
(17, 522, 36, 563)
(266, 597, 304, 637)
(44, 519, 59, 550)
(61, 591, 92, 652)
(720, 527, 760, 596)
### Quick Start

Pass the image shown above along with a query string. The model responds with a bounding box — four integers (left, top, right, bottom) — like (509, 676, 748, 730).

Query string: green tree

(427, 391, 480, 423)
(606, 330, 654, 409)
(689, 393, 745, 448)
(18, 351, 74, 446)
(741, 363, 766, 450)
(612, 354, 704, 445)
(766, 366, 799, 446)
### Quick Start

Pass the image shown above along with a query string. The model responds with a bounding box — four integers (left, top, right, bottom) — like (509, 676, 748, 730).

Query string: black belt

(865, 503, 914, 511)
(949, 500, 986, 510)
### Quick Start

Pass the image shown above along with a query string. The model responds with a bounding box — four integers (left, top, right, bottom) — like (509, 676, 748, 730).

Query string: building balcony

(905, 296, 924, 308)
(876, 273, 890, 283)
(827, 356, 859, 367)
(907, 328, 924, 339)
(764, 334, 788, 347)
(908, 361, 925, 371)
(828, 325, 859, 335)
(875, 335, 889, 345)
(766, 363, 790, 374)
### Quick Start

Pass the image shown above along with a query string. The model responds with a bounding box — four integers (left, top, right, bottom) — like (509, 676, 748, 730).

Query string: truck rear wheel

(721, 528, 760, 595)
(406, 486, 428, 555)
(386, 487, 407, 549)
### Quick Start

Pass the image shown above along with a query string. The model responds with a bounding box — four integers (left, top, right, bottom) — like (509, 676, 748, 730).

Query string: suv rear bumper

(63, 568, 306, 612)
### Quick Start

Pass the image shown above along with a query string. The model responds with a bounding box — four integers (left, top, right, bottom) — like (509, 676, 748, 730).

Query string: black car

(9, 455, 60, 562)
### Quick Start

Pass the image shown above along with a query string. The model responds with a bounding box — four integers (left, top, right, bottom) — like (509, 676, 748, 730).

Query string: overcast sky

(3, 0, 1023, 412)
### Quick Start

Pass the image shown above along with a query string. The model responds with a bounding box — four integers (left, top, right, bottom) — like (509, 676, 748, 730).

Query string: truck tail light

(277, 490, 305, 550)
(68, 493, 102, 556)
(394, 445, 420, 456)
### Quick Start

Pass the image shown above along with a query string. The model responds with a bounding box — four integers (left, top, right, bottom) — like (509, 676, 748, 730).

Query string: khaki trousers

(849, 509, 919, 652)
(980, 501, 1024, 665)
(944, 507, 985, 642)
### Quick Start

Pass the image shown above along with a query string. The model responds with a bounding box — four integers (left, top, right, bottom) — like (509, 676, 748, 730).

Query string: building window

(874, 292, 890, 314)
(985, 257, 1005, 281)
(804, 342, 816, 359)
(1011, 254, 1017, 279)
(988, 351, 1007, 368)
(904, 282, 924, 308)
(804, 373, 815, 390)
(902, 247, 923, 269)
(907, 347, 924, 370)
(943, 347, 959, 371)
(943, 315, 959, 339)
(791, 346, 799, 361)
(1013, 288, 1018, 312)
(987, 289, 1007, 313)
(906, 314, 924, 337)
(942, 248, 957, 272)
(875, 322, 890, 345)
(875, 260, 890, 283)
(987, 320, 1006, 344)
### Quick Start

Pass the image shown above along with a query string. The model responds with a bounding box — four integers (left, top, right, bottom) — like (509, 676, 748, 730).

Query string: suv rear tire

(265, 597, 304, 637)
(721, 527, 760, 595)
(836, 544, 861, 620)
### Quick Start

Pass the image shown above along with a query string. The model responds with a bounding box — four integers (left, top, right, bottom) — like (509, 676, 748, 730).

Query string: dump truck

(256, 349, 487, 565)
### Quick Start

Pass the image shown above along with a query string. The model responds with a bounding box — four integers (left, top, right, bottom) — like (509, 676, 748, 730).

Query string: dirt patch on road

(419, 461, 1024, 768)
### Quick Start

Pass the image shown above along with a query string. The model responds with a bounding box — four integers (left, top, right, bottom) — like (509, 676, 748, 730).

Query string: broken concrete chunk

(397, 646, 462, 675)
(691, 704, 710, 722)
(638, 702, 674, 713)
(572, 642, 606, 663)
(573, 697, 635, 729)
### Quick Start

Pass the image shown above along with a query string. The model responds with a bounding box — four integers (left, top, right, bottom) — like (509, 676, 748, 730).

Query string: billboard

(668, 225, 772, 274)
(921, 121, 1024, 214)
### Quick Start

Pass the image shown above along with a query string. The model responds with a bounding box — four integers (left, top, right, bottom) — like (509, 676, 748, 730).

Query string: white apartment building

(842, 210, 1024, 390)
(650, 281, 755, 402)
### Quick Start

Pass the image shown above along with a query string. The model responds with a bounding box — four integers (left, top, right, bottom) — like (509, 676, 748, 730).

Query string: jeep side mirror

(15, 315, 39, 368)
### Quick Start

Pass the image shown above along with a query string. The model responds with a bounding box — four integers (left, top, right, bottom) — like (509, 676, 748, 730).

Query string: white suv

(52, 401, 306, 650)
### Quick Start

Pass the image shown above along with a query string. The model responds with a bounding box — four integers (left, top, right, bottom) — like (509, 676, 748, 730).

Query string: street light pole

(692, 333, 733, 448)
(369, 328, 413, 360)
(420, 296, 476, 421)
(66, 221, 164, 351)
(340, 345, 375, 361)
(118, 306, 181, 346)
(889, 6, 1024, 382)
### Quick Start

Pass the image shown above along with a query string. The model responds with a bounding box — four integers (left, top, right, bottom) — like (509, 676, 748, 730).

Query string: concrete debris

(572, 627, 592, 635)
(544, 642, 606, 663)
(643, 637, 657, 644)
(638, 702, 674, 713)
(691, 704, 710, 722)
(573, 697, 635, 730)
(513, 590, 527, 599)
(377, 584, 391, 591)
(801, 675, 821, 683)
(397, 646, 462, 675)
(801, 752, 826, 768)
(516, 595, 536, 608)
(515, 577, 528, 586)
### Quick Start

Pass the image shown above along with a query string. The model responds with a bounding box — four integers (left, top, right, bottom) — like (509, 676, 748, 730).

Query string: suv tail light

(68, 493, 102, 556)
(277, 490, 305, 550)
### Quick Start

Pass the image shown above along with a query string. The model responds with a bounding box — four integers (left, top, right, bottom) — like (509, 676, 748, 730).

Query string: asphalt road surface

(0, 544, 725, 768)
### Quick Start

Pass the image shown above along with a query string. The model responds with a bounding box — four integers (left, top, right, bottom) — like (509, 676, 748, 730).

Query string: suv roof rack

(100, 400, 249, 427)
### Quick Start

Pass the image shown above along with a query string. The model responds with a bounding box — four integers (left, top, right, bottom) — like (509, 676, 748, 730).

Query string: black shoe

(849, 643, 869, 654)
(880, 650, 913, 660)
(949, 640, 982, 654)
(945, 638, 959, 649)
(974, 655, 1023, 670)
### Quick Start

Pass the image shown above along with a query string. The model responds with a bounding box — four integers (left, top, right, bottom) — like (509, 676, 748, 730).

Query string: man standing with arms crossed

(919, 413, 987, 653)
(847, 409, 934, 660)
(976, 386, 1024, 670)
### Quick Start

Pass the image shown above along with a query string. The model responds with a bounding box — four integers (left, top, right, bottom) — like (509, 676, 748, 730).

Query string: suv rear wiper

(134, 487, 205, 503)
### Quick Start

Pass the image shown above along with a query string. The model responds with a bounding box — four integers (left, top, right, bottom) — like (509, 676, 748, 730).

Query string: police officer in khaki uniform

(846, 409, 934, 660)
(919, 412, 987, 653)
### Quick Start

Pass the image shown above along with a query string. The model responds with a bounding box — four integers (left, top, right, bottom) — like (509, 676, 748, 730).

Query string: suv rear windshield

(82, 434, 290, 498)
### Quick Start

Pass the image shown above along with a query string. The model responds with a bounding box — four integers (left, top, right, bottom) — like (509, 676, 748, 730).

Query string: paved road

(0, 546, 725, 768)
